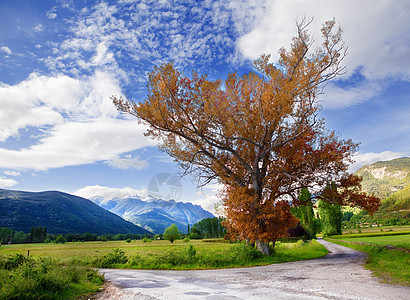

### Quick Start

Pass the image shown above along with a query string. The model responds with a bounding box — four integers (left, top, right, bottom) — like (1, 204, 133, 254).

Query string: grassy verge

(0, 254, 103, 299)
(92, 239, 328, 270)
(326, 238, 410, 285)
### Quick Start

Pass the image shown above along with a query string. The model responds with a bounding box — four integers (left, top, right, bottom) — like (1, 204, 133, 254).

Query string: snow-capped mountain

(90, 195, 214, 234)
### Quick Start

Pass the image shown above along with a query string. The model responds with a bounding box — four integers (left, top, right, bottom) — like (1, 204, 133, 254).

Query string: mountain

(0, 189, 150, 235)
(355, 157, 410, 220)
(355, 157, 410, 198)
(91, 196, 215, 234)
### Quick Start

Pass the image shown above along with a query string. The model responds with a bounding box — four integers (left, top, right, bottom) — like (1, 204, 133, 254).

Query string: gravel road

(95, 239, 409, 299)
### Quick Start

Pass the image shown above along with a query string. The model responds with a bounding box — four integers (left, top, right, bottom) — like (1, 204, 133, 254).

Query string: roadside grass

(327, 238, 410, 285)
(0, 254, 103, 299)
(93, 239, 328, 270)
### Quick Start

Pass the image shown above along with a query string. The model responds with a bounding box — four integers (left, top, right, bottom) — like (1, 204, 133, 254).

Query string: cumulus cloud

(104, 154, 149, 170)
(0, 46, 11, 55)
(234, 0, 410, 80)
(74, 185, 148, 200)
(0, 177, 18, 188)
(232, 0, 410, 109)
(0, 119, 155, 170)
(349, 151, 408, 172)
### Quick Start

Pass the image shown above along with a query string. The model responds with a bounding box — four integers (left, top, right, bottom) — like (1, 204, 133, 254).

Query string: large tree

(112, 20, 379, 254)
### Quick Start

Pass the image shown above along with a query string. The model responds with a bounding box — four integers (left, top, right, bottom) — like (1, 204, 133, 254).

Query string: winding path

(96, 239, 409, 299)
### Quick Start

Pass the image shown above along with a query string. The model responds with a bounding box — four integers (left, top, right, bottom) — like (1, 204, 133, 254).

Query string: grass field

(0, 238, 328, 269)
(338, 234, 410, 249)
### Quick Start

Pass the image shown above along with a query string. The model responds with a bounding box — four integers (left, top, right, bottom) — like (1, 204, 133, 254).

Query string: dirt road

(96, 239, 409, 299)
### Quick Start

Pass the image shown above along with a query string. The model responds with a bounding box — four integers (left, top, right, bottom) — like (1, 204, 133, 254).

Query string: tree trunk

(255, 239, 270, 255)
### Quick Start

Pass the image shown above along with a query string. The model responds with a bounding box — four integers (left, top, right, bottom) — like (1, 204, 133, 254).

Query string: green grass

(338, 234, 410, 249)
(333, 230, 410, 240)
(93, 239, 328, 270)
(327, 238, 410, 285)
(0, 238, 328, 270)
(0, 254, 103, 299)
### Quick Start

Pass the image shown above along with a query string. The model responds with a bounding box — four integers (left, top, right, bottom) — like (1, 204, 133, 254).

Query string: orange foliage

(112, 19, 380, 247)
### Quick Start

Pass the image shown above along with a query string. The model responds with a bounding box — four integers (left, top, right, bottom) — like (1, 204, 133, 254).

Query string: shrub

(184, 244, 196, 262)
(94, 248, 128, 268)
(142, 237, 152, 243)
(126, 238, 132, 243)
(183, 237, 190, 243)
(55, 235, 66, 244)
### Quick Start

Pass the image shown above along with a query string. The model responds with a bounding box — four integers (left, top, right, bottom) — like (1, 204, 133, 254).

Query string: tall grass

(0, 254, 103, 299)
(93, 240, 328, 270)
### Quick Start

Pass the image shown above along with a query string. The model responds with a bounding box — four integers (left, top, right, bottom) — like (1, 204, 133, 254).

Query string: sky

(0, 0, 409, 213)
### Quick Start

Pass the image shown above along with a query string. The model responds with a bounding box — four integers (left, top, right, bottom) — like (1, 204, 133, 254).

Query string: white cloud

(74, 185, 148, 200)
(192, 182, 224, 215)
(0, 46, 11, 55)
(234, 0, 410, 80)
(4, 171, 21, 176)
(349, 151, 407, 172)
(0, 177, 18, 188)
(233, 0, 410, 109)
(320, 81, 384, 109)
(0, 70, 126, 142)
(34, 24, 44, 32)
(104, 154, 149, 170)
(0, 119, 155, 170)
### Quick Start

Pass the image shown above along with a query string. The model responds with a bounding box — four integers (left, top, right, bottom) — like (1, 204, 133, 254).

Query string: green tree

(318, 200, 342, 236)
(291, 187, 319, 238)
(0, 227, 14, 244)
(163, 224, 181, 243)
(55, 235, 67, 244)
(113, 20, 380, 254)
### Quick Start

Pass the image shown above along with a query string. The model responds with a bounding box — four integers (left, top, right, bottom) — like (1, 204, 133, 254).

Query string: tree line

(0, 227, 153, 245)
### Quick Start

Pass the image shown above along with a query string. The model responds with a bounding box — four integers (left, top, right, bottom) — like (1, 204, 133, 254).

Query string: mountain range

(91, 196, 215, 234)
(0, 189, 150, 235)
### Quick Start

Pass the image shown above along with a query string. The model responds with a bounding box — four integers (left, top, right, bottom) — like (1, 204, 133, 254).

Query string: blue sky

(0, 0, 409, 213)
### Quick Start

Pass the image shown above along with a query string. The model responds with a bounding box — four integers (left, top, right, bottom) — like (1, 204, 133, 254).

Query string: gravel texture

(95, 239, 409, 299)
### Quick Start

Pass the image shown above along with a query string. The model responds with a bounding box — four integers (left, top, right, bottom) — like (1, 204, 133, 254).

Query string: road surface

(95, 239, 409, 299)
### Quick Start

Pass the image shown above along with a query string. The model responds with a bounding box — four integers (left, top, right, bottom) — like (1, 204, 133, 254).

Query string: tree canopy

(163, 224, 181, 243)
(113, 19, 380, 254)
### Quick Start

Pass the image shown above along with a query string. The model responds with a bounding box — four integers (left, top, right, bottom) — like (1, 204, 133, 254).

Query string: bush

(142, 237, 152, 243)
(55, 235, 66, 244)
(125, 238, 132, 243)
(0, 255, 103, 299)
(94, 248, 128, 268)
(183, 237, 190, 242)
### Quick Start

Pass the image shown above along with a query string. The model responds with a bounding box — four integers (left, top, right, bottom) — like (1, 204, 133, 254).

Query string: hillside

(0, 189, 150, 235)
(355, 157, 410, 198)
(91, 196, 214, 234)
(355, 157, 410, 221)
